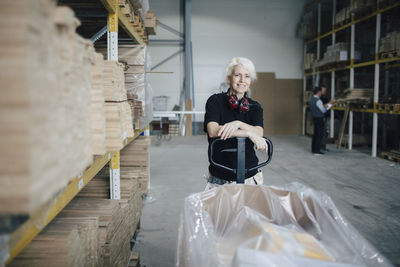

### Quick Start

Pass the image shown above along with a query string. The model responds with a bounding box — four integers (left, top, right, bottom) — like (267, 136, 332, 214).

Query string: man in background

(309, 86, 334, 155)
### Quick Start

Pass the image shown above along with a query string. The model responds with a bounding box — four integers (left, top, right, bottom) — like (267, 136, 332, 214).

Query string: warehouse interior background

(1, 0, 400, 266)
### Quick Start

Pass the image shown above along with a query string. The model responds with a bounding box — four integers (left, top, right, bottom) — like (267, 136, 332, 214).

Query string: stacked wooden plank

(0, 1, 97, 214)
(335, 88, 374, 104)
(145, 10, 157, 35)
(123, 101, 135, 138)
(91, 53, 107, 155)
(58, 197, 133, 267)
(75, 167, 142, 266)
(103, 61, 134, 151)
(120, 136, 151, 195)
(105, 101, 125, 151)
(10, 217, 99, 267)
(104, 61, 127, 102)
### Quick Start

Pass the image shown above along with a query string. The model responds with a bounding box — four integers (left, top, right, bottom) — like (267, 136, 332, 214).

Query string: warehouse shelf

(2, 126, 148, 266)
(305, 1, 400, 44)
(99, 0, 146, 45)
(302, 0, 400, 157)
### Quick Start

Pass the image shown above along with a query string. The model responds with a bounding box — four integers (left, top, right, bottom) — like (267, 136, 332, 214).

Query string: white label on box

(78, 179, 84, 190)
(340, 51, 348, 61)
(122, 131, 127, 140)
(108, 153, 111, 160)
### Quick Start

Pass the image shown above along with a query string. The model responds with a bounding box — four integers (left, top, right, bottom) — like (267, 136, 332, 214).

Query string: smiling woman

(203, 57, 268, 189)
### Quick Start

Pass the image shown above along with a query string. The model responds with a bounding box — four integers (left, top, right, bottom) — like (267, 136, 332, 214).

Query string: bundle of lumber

(78, 169, 142, 235)
(59, 198, 132, 267)
(104, 101, 134, 151)
(104, 61, 127, 102)
(75, 168, 142, 266)
(91, 53, 107, 155)
(335, 88, 373, 104)
(0, 1, 98, 214)
(145, 10, 157, 35)
(120, 136, 151, 195)
(10, 217, 99, 267)
(105, 102, 125, 151)
(123, 101, 135, 138)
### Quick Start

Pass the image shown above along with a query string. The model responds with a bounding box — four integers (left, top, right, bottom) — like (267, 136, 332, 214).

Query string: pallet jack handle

(210, 137, 273, 184)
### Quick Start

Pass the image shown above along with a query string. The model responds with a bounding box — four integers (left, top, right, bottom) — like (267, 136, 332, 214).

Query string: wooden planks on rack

(120, 136, 150, 195)
(9, 217, 99, 267)
(103, 61, 127, 102)
(91, 53, 107, 155)
(0, 1, 99, 215)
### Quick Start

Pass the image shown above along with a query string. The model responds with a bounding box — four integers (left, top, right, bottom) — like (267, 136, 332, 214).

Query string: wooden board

(337, 105, 350, 149)
(120, 136, 150, 195)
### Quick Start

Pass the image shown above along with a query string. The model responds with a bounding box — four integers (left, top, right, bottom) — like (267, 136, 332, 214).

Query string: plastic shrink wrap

(176, 183, 393, 267)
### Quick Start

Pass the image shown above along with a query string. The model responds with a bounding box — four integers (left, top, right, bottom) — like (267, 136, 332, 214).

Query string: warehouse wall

(148, 0, 306, 119)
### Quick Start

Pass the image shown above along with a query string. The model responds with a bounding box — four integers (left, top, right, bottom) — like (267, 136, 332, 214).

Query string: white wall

(148, 0, 306, 119)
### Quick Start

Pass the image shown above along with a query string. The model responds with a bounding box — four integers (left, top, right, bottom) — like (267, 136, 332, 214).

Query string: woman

(204, 57, 268, 189)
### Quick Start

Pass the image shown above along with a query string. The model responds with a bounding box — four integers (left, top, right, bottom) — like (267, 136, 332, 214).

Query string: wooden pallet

(380, 151, 400, 163)
(377, 103, 400, 111)
(380, 49, 399, 59)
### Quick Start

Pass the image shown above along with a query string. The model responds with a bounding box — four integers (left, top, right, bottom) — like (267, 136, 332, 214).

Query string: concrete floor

(135, 135, 400, 267)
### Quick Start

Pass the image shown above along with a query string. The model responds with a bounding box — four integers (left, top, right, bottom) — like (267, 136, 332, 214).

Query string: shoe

(313, 151, 325, 155)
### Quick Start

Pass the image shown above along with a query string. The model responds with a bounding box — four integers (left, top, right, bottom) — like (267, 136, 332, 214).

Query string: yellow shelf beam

(4, 126, 148, 265)
(99, 0, 145, 45)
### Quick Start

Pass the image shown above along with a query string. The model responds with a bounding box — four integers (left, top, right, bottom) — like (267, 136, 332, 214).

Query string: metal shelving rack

(302, 0, 400, 157)
(1, 0, 149, 265)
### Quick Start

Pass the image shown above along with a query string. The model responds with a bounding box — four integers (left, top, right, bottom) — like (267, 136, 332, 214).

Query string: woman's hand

(248, 132, 269, 153)
(218, 120, 242, 140)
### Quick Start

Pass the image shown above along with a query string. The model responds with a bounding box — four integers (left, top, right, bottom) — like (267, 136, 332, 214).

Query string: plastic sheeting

(140, 47, 153, 128)
(176, 183, 393, 267)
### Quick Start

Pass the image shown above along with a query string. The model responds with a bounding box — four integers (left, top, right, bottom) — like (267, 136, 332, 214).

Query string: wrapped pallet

(177, 184, 392, 267)
(0, 1, 93, 214)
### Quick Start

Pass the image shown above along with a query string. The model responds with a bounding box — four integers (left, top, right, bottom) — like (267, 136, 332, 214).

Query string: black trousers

(312, 117, 324, 153)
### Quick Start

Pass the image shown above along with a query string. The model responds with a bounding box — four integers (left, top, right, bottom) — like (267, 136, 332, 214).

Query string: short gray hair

(225, 57, 257, 83)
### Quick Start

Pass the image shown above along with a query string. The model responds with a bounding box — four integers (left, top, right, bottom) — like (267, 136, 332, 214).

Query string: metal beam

(151, 49, 184, 71)
(157, 20, 184, 38)
(149, 39, 184, 46)
(91, 25, 107, 43)
(184, 0, 191, 100)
